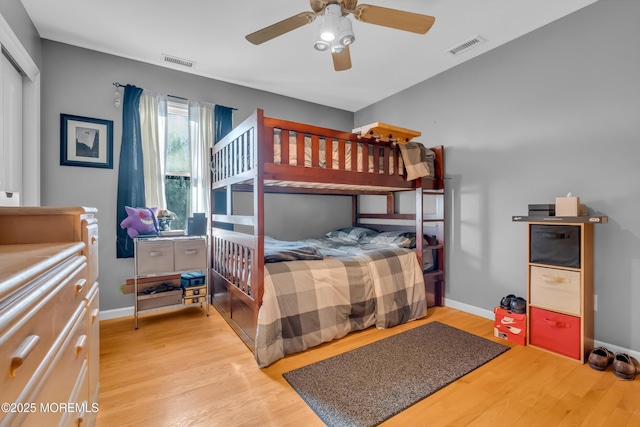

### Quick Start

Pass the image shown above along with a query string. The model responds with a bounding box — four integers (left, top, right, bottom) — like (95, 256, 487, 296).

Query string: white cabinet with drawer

(133, 236, 209, 329)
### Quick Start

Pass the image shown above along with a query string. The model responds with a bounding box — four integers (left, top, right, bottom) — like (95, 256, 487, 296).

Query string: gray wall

(40, 40, 354, 311)
(356, 0, 640, 352)
(234, 192, 352, 241)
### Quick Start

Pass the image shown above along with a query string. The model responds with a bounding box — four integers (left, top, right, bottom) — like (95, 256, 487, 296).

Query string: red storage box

(529, 307, 580, 359)
(493, 307, 526, 346)
(494, 324, 526, 346)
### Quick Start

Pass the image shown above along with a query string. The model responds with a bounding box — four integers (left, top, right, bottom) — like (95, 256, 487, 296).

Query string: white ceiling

(20, 0, 598, 112)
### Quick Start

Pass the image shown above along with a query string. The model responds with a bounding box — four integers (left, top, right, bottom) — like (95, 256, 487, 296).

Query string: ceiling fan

(245, 0, 435, 71)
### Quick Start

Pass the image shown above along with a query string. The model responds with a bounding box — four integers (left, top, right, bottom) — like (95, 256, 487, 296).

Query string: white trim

(0, 11, 41, 206)
(0, 13, 38, 81)
(99, 306, 134, 321)
(594, 340, 640, 362)
(444, 297, 494, 320)
(445, 297, 640, 359)
(22, 74, 40, 205)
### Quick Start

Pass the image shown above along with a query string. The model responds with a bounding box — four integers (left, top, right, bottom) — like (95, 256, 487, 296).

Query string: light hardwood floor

(96, 305, 640, 427)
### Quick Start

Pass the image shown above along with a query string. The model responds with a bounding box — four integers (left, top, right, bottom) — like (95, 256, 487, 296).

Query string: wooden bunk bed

(210, 108, 445, 366)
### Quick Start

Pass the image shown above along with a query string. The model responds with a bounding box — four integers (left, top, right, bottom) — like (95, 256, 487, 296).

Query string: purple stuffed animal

(120, 206, 158, 238)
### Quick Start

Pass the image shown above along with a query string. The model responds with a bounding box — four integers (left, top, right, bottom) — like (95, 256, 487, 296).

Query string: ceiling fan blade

(354, 5, 435, 34)
(332, 45, 352, 71)
(246, 12, 316, 45)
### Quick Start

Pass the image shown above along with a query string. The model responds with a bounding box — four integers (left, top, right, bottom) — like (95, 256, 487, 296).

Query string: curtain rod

(112, 82, 237, 110)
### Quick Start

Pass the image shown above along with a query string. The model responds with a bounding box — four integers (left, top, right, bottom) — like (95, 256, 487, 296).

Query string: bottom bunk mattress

(255, 246, 426, 367)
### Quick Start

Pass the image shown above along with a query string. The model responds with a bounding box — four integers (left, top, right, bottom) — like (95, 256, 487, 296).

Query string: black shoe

(500, 294, 516, 310)
(510, 297, 527, 314)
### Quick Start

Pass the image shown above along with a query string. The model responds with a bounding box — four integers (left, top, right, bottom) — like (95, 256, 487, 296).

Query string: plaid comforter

(255, 248, 426, 367)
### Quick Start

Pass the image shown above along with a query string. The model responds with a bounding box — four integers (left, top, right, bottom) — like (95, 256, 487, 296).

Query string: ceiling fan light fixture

(314, 39, 330, 51)
(330, 40, 345, 54)
(320, 3, 341, 41)
(337, 16, 355, 46)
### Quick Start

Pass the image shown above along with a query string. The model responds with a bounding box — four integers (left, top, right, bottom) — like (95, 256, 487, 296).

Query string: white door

(0, 51, 23, 196)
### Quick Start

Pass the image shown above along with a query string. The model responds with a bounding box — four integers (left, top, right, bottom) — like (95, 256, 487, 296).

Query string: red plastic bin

(529, 307, 580, 360)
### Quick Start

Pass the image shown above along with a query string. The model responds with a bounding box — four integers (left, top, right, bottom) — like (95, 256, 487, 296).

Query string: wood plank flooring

(96, 305, 640, 427)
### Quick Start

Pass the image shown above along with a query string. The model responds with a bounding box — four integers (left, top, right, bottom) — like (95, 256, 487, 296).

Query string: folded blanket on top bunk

(398, 142, 436, 180)
(254, 245, 427, 367)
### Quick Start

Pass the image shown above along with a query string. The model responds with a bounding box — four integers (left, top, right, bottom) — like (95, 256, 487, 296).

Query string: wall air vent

(161, 54, 196, 68)
(446, 35, 485, 56)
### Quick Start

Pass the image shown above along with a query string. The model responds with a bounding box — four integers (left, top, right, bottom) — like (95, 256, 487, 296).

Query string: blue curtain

(214, 105, 233, 143)
(213, 105, 234, 230)
(116, 85, 145, 258)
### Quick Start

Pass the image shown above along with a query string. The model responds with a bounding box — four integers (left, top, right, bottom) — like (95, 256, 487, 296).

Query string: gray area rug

(283, 321, 509, 427)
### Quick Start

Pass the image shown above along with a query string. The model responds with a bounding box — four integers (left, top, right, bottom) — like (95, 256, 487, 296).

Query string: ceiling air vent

(161, 54, 196, 68)
(446, 35, 485, 56)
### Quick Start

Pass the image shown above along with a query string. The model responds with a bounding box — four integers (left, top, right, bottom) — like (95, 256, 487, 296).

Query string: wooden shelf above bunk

(352, 122, 421, 144)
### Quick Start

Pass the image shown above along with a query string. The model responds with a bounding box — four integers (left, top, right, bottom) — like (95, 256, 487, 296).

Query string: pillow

(365, 231, 415, 248)
(363, 231, 433, 248)
(325, 227, 378, 241)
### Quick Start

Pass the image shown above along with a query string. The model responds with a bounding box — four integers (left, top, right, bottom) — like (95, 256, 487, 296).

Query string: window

(165, 98, 190, 230)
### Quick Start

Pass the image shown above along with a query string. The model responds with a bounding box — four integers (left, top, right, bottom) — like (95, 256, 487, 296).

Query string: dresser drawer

(59, 360, 90, 427)
(14, 305, 88, 427)
(86, 283, 100, 406)
(530, 266, 581, 315)
(0, 256, 86, 408)
(174, 239, 207, 271)
(83, 218, 99, 286)
(136, 240, 174, 275)
(529, 307, 581, 360)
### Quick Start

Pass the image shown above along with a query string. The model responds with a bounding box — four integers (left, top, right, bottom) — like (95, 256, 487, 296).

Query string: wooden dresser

(0, 207, 99, 427)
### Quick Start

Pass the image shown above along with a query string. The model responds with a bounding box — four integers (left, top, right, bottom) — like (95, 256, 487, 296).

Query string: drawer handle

(149, 251, 164, 257)
(544, 318, 572, 329)
(541, 275, 569, 284)
(184, 249, 198, 255)
(10, 335, 40, 377)
(75, 278, 87, 295)
(76, 335, 88, 358)
(91, 308, 100, 324)
(76, 401, 87, 426)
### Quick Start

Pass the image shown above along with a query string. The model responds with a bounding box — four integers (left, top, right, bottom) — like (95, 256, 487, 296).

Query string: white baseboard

(444, 298, 495, 320)
(99, 306, 133, 320)
(444, 298, 640, 360)
(593, 340, 640, 362)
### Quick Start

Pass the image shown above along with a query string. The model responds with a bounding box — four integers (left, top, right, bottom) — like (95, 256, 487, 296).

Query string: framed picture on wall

(60, 114, 113, 169)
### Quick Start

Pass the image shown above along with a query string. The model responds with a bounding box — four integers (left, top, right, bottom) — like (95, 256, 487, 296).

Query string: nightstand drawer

(136, 241, 174, 275)
(184, 295, 207, 305)
(174, 239, 206, 271)
(530, 266, 581, 315)
(530, 307, 580, 360)
(184, 285, 206, 297)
